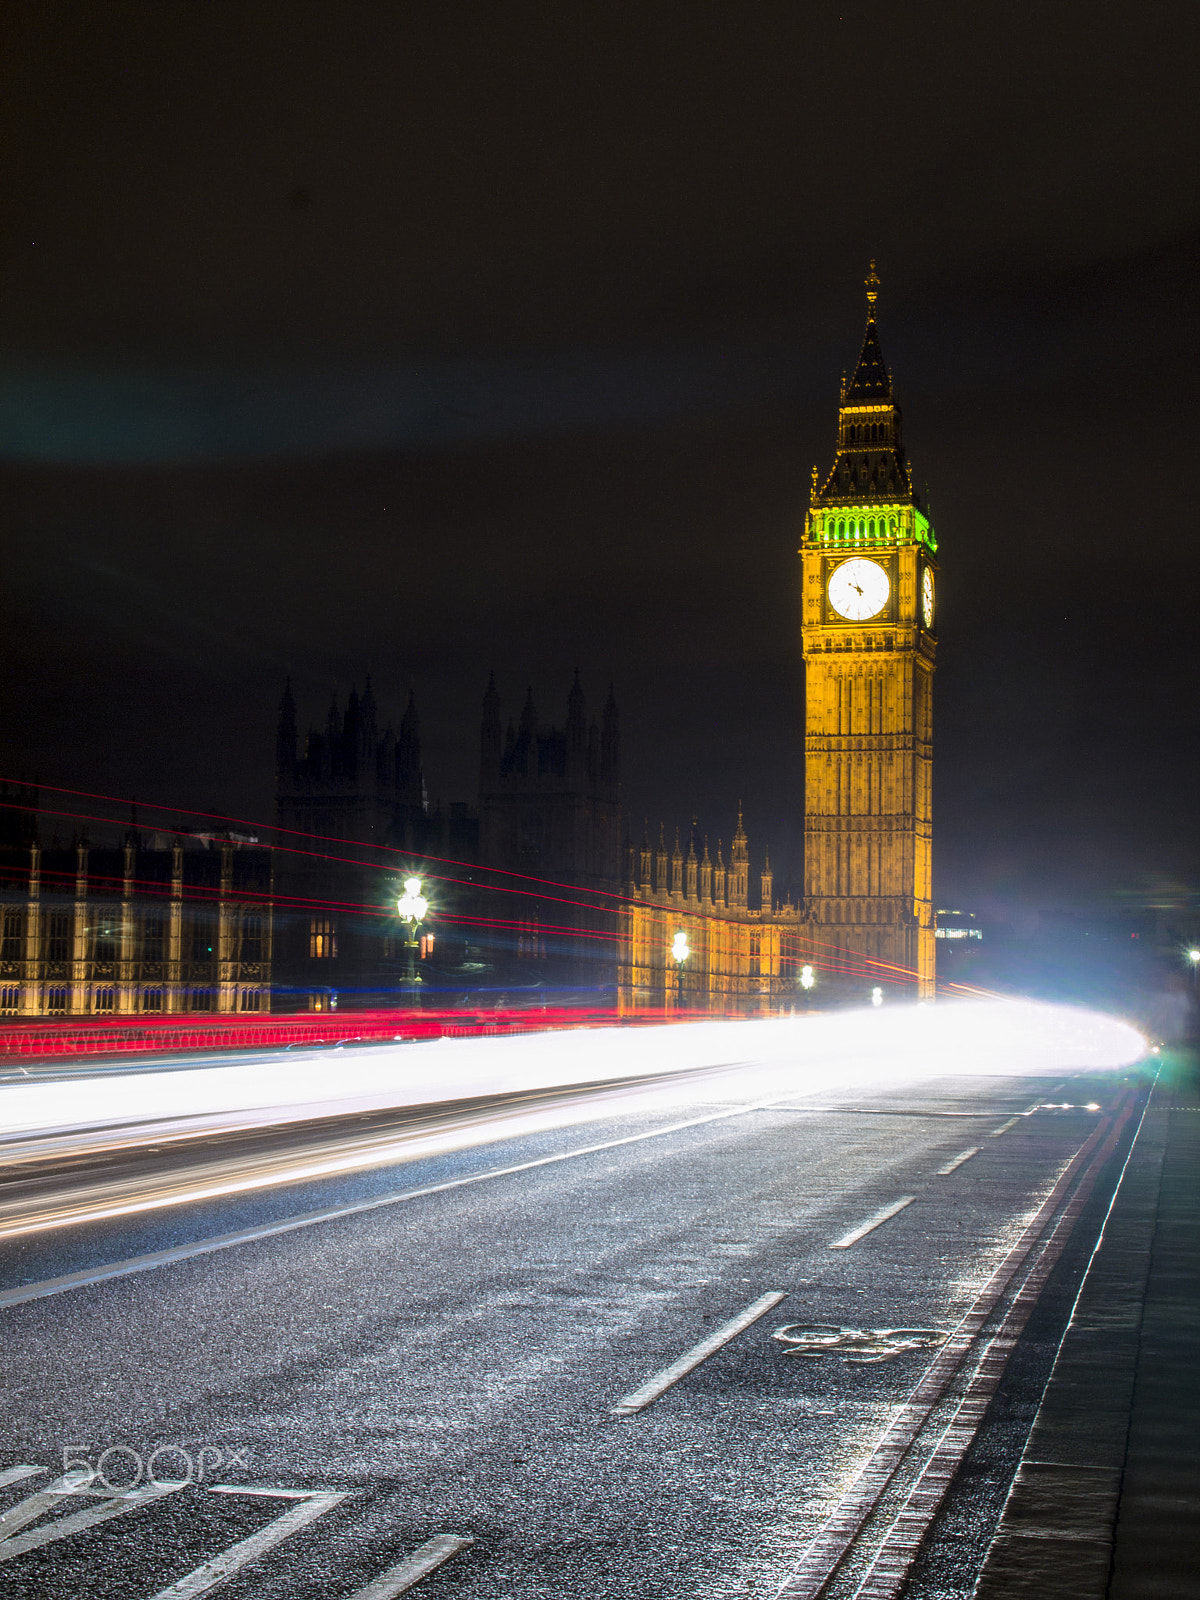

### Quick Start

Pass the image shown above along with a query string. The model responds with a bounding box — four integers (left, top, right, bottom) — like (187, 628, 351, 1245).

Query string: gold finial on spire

(865, 259, 881, 316)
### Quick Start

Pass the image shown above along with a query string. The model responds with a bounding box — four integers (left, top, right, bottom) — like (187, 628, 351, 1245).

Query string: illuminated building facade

(798, 265, 937, 996)
(619, 266, 938, 1009)
(619, 812, 784, 1012)
(0, 809, 274, 1017)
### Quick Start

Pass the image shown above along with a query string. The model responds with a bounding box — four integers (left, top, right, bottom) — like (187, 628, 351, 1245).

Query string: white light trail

(0, 999, 1149, 1251)
(0, 1000, 1146, 1149)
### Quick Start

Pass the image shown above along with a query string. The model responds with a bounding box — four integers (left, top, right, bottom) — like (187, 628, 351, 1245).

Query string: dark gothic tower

(276, 681, 297, 778)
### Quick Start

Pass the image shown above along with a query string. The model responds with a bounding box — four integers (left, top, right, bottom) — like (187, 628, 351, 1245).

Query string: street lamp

(397, 875, 429, 996)
(800, 964, 815, 991)
(1189, 949, 1200, 988)
(871, 986, 883, 1007)
(672, 929, 689, 1011)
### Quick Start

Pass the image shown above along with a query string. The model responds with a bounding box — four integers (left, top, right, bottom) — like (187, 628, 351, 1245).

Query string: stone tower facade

(800, 265, 937, 996)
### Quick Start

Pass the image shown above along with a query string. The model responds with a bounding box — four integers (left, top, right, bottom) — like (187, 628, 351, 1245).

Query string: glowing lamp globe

(398, 877, 429, 924)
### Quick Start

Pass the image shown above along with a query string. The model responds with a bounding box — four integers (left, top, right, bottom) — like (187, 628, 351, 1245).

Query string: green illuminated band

(810, 505, 937, 553)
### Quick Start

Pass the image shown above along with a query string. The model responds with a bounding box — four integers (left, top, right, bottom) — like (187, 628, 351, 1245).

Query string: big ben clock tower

(801, 265, 937, 997)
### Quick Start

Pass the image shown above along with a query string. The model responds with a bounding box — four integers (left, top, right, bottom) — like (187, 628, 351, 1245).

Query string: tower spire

(810, 261, 924, 512)
(864, 258, 881, 318)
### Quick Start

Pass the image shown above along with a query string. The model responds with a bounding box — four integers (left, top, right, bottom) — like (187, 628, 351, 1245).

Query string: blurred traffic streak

(0, 1069, 759, 1243)
(0, 1001, 1145, 1241)
(0, 1006, 617, 1065)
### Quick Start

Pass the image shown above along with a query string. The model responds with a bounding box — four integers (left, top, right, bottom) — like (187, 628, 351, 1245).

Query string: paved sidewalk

(974, 1051, 1200, 1599)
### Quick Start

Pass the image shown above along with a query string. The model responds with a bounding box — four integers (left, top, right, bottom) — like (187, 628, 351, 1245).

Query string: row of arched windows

(845, 420, 889, 443)
(823, 514, 898, 541)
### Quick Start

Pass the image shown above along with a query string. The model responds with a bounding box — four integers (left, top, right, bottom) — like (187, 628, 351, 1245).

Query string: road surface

(0, 1023, 1146, 1599)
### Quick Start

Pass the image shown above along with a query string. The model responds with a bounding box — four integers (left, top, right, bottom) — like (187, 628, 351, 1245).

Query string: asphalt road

(0, 1048, 1144, 1600)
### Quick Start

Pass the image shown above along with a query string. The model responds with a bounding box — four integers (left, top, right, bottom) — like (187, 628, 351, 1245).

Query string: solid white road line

(830, 1196, 916, 1250)
(612, 1290, 788, 1417)
(989, 1116, 1021, 1136)
(0, 1096, 782, 1311)
(149, 1489, 347, 1599)
(345, 1535, 475, 1598)
(936, 1147, 980, 1176)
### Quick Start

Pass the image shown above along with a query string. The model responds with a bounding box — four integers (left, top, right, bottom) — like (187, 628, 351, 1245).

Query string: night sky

(2, 5, 1198, 929)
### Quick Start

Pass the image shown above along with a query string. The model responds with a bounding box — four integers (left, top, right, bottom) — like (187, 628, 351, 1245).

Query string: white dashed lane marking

(612, 1291, 789, 1417)
(344, 1534, 475, 1598)
(936, 1147, 980, 1176)
(830, 1196, 916, 1249)
(989, 1116, 1021, 1137)
(0, 1096, 784, 1309)
(148, 1487, 348, 1599)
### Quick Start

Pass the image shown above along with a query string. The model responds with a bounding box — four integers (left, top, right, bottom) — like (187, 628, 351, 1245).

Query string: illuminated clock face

(922, 567, 934, 628)
(828, 558, 890, 621)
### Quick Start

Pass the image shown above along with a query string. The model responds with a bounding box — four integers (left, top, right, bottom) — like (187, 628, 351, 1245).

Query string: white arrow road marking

(830, 1196, 915, 1249)
(148, 1488, 348, 1599)
(613, 1290, 789, 1417)
(344, 1535, 475, 1598)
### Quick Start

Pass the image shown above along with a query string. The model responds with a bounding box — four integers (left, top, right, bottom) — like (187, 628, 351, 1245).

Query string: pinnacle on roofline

(865, 258, 880, 320)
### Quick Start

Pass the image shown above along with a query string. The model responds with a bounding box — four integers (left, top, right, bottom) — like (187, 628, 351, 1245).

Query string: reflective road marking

(936, 1147, 980, 1176)
(0, 1466, 44, 1490)
(345, 1534, 475, 1598)
(830, 1196, 916, 1250)
(989, 1116, 1021, 1136)
(0, 1097, 783, 1310)
(148, 1488, 347, 1599)
(0, 1477, 185, 1560)
(612, 1290, 788, 1417)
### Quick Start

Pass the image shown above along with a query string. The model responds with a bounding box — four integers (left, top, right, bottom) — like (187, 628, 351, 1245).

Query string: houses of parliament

(0, 269, 937, 1017)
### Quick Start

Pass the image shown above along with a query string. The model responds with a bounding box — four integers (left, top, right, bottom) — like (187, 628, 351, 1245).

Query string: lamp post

(397, 876, 429, 999)
(671, 929, 690, 1013)
(1189, 949, 1199, 989)
(871, 985, 883, 1008)
(800, 964, 815, 992)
